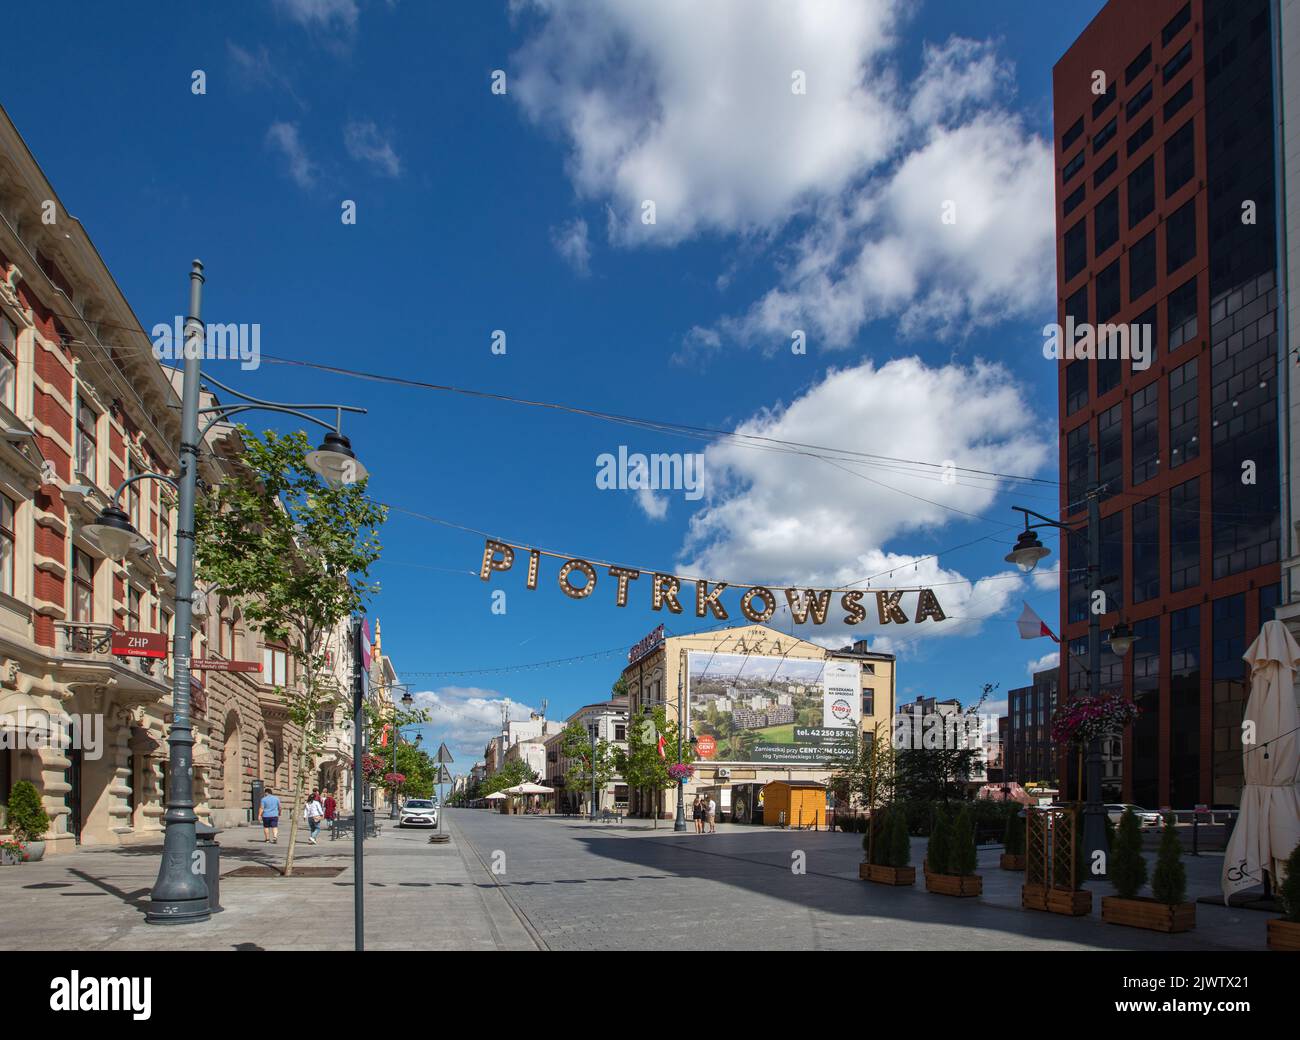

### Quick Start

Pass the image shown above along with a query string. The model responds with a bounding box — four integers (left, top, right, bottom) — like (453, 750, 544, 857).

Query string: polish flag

(1017, 602, 1059, 643)
(656, 735, 666, 759)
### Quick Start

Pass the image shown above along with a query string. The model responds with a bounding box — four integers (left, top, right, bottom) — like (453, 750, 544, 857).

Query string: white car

(400, 799, 439, 828)
(1106, 803, 1163, 828)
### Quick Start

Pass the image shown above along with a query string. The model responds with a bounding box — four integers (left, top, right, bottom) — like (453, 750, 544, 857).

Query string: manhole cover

(223, 865, 346, 878)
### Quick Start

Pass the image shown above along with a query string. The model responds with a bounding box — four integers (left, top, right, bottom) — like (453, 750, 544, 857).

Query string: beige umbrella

(503, 782, 554, 795)
(483, 791, 508, 801)
(1222, 619, 1300, 903)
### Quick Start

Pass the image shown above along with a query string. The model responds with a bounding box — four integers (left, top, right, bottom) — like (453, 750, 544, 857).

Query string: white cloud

(551, 217, 592, 274)
(635, 486, 668, 520)
(344, 120, 402, 177)
(672, 355, 1048, 646)
(412, 687, 540, 760)
(1030, 558, 1060, 591)
(266, 121, 317, 188)
(274, 0, 359, 31)
(511, 0, 901, 246)
(511, 3, 1055, 350)
(1026, 650, 1059, 676)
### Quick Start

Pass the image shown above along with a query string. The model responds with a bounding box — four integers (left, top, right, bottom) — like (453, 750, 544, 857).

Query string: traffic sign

(436, 765, 452, 784)
(111, 631, 168, 660)
(190, 659, 263, 673)
(435, 742, 454, 764)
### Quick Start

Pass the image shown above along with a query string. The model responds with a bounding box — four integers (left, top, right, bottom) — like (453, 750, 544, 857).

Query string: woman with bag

(305, 790, 325, 845)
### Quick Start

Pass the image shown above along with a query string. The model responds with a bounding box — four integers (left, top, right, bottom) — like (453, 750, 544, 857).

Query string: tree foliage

(1110, 808, 1148, 900)
(1151, 813, 1187, 905)
(4, 780, 49, 842)
(927, 805, 952, 875)
(194, 427, 385, 876)
(616, 705, 692, 827)
(481, 758, 539, 796)
(560, 720, 618, 811)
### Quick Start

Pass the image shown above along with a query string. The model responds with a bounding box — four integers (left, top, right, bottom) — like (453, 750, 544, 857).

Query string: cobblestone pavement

(0, 809, 1272, 951)
(447, 809, 1271, 951)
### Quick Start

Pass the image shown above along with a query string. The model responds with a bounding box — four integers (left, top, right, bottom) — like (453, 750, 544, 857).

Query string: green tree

(194, 427, 385, 877)
(1279, 840, 1300, 923)
(927, 805, 952, 875)
(4, 780, 49, 842)
(1003, 808, 1025, 856)
(889, 808, 912, 868)
(1151, 814, 1187, 905)
(950, 805, 978, 877)
(481, 758, 539, 796)
(560, 720, 617, 814)
(365, 700, 433, 801)
(1110, 808, 1148, 900)
(616, 705, 692, 828)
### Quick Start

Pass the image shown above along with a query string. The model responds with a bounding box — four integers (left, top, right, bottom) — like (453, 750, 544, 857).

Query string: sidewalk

(0, 815, 537, 951)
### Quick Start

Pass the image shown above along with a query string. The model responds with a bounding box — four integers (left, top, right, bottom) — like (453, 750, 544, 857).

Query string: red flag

(379, 723, 390, 748)
(656, 735, 666, 759)
(1017, 602, 1059, 643)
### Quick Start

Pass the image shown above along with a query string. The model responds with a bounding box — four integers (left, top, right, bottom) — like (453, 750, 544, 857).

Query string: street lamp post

(84, 260, 370, 925)
(1006, 460, 1136, 883)
(388, 685, 414, 819)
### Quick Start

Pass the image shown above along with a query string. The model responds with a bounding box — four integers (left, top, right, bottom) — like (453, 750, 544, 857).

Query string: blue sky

(0, 0, 1106, 762)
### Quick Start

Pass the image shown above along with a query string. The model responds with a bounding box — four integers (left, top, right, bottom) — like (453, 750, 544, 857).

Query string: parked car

(400, 799, 439, 828)
(1105, 803, 1163, 827)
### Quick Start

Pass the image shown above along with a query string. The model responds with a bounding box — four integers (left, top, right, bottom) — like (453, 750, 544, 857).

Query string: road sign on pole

(435, 742, 454, 764)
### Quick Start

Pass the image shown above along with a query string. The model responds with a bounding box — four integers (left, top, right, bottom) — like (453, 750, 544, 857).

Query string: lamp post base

(145, 896, 210, 926)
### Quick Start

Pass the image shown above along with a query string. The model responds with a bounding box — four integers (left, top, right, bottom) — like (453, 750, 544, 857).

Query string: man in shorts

(259, 787, 281, 843)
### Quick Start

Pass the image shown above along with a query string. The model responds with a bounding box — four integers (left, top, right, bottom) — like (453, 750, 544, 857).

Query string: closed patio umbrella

(1222, 619, 1300, 903)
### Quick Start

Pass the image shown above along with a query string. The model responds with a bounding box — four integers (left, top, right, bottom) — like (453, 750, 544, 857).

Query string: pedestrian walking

(324, 790, 337, 830)
(305, 790, 325, 844)
(259, 787, 281, 843)
(707, 795, 717, 833)
(692, 794, 704, 834)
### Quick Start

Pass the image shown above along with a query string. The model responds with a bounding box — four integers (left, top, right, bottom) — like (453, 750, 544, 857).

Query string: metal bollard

(1191, 814, 1199, 856)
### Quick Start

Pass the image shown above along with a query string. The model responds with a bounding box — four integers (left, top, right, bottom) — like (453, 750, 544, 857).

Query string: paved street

(0, 808, 1275, 951)
(446, 809, 1271, 951)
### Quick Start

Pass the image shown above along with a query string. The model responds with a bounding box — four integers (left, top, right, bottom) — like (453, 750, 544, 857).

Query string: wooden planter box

(1022, 883, 1092, 916)
(925, 872, 982, 897)
(1000, 853, 1026, 871)
(1101, 896, 1195, 933)
(1266, 918, 1300, 951)
(860, 862, 916, 885)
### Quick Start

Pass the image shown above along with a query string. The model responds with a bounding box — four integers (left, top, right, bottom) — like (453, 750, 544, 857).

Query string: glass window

(1164, 40, 1193, 83)
(1163, 3, 1190, 45)
(1168, 276, 1198, 350)
(1092, 116, 1117, 154)
(1066, 424, 1091, 512)
(1169, 358, 1199, 467)
(1064, 218, 1087, 281)
(1061, 116, 1084, 152)
(262, 645, 288, 687)
(1098, 403, 1123, 500)
(1124, 80, 1152, 121)
(1092, 153, 1118, 188)
(1170, 604, 1201, 809)
(1092, 81, 1116, 118)
(1127, 118, 1153, 157)
(1164, 80, 1193, 121)
(1131, 384, 1160, 485)
(1062, 149, 1085, 183)
(1165, 120, 1195, 197)
(1132, 497, 1160, 603)
(126, 585, 142, 632)
(1094, 189, 1119, 256)
(1066, 360, 1089, 415)
(1131, 616, 1160, 808)
(1126, 44, 1152, 83)
(0, 314, 15, 412)
(0, 494, 13, 596)
(72, 547, 95, 622)
(1100, 510, 1124, 615)
(1166, 199, 1197, 273)
(1128, 157, 1155, 228)
(159, 507, 171, 562)
(1170, 479, 1200, 592)
(1063, 182, 1086, 217)
(1129, 229, 1156, 301)
(1096, 260, 1121, 323)
(75, 395, 97, 483)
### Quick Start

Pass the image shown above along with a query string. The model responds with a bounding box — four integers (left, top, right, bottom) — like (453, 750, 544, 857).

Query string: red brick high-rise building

(1053, 0, 1285, 808)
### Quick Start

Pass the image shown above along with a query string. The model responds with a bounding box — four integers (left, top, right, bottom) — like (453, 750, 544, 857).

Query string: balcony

(55, 621, 170, 700)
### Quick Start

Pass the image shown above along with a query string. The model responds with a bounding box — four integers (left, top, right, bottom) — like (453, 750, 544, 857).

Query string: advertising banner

(687, 651, 861, 766)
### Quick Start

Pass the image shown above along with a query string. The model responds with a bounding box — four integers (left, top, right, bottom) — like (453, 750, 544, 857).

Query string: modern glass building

(1053, 0, 1285, 809)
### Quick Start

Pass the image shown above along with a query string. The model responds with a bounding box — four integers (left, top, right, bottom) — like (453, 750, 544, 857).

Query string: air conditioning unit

(717, 768, 731, 779)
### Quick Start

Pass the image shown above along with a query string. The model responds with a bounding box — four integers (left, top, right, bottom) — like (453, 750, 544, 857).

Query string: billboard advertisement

(687, 651, 861, 765)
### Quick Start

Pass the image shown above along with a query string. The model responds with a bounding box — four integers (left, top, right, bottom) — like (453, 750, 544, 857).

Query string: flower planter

(1022, 882, 1092, 916)
(1101, 896, 1195, 933)
(860, 862, 915, 886)
(0, 848, 22, 866)
(1266, 919, 1300, 951)
(1000, 853, 1026, 871)
(23, 840, 45, 863)
(925, 872, 981, 897)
